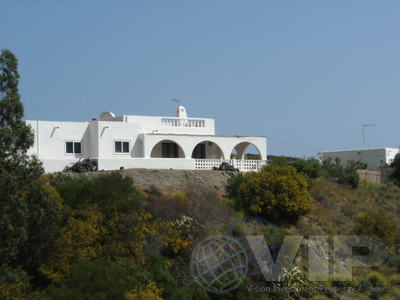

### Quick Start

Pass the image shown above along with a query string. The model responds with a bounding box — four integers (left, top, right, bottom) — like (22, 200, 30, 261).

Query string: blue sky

(2, 1, 399, 157)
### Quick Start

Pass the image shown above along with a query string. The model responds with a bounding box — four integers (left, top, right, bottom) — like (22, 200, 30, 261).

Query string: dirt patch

(118, 168, 237, 193)
(73, 168, 239, 193)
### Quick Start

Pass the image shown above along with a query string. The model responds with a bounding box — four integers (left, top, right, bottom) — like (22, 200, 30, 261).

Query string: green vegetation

(321, 158, 366, 188)
(269, 155, 365, 188)
(227, 164, 311, 222)
(354, 210, 398, 247)
(390, 153, 400, 186)
(2, 49, 400, 299)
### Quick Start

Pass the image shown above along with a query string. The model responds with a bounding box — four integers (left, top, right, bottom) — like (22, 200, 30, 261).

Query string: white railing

(161, 118, 205, 128)
(194, 159, 267, 172)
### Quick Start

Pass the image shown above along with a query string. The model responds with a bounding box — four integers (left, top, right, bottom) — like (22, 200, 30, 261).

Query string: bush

(47, 256, 176, 300)
(0, 265, 31, 300)
(353, 210, 398, 247)
(357, 271, 389, 299)
(171, 283, 209, 300)
(268, 156, 322, 179)
(46, 257, 139, 300)
(321, 158, 364, 188)
(49, 172, 144, 213)
(390, 153, 400, 186)
(227, 165, 311, 222)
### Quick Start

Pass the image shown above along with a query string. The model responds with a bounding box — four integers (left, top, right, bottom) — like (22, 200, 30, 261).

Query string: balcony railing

(161, 118, 205, 128)
(194, 159, 266, 172)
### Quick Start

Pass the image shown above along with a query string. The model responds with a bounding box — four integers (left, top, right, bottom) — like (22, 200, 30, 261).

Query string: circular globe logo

(190, 236, 248, 294)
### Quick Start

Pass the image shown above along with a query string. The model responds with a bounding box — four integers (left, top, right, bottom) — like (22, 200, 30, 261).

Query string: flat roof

(146, 133, 266, 138)
(323, 147, 399, 153)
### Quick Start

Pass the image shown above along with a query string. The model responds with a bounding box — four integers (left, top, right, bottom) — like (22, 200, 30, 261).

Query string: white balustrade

(194, 159, 266, 172)
(161, 118, 205, 128)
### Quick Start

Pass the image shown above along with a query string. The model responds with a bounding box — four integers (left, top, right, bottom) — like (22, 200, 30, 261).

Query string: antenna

(171, 98, 180, 107)
(362, 123, 376, 147)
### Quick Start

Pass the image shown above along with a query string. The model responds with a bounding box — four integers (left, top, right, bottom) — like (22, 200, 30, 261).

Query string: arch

(191, 141, 225, 159)
(150, 140, 186, 158)
(231, 142, 262, 160)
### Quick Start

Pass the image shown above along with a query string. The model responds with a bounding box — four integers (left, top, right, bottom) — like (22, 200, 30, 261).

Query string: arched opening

(150, 140, 186, 158)
(191, 141, 224, 159)
(231, 142, 261, 160)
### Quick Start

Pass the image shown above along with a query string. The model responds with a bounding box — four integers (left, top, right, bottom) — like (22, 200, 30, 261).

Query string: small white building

(26, 106, 267, 173)
(322, 148, 399, 170)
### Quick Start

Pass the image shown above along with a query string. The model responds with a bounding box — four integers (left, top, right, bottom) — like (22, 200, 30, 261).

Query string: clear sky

(1, 1, 399, 157)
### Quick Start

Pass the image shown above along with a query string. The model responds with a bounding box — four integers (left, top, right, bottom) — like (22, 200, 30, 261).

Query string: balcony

(161, 117, 205, 128)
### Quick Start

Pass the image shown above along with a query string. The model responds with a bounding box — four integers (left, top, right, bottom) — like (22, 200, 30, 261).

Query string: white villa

(322, 148, 399, 170)
(26, 106, 267, 173)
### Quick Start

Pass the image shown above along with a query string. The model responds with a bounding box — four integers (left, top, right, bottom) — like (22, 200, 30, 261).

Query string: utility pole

(362, 123, 376, 147)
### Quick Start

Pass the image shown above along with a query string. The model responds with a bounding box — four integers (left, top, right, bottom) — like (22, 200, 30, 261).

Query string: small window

(66, 141, 82, 154)
(74, 142, 82, 154)
(115, 141, 122, 153)
(115, 141, 130, 153)
(66, 142, 74, 154)
(123, 141, 129, 153)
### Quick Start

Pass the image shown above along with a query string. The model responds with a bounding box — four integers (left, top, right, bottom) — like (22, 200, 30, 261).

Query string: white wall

(96, 121, 143, 159)
(124, 115, 215, 135)
(26, 120, 91, 159)
(387, 148, 399, 165)
(98, 158, 195, 171)
(322, 148, 399, 170)
(143, 134, 267, 160)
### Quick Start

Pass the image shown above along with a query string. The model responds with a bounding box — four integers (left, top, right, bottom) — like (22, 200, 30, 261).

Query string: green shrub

(171, 283, 209, 300)
(0, 265, 31, 300)
(357, 271, 389, 299)
(390, 153, 400, 186)
(268, 156, 322, 179)
(292, 158, 322, 179)
(389, 286, 400, 299)
(46, 257, 140, 300)
(227, 165, 311, 222)
(353, 210, 398, 247)
(49, 172, 144, 213)
(321, 158, 364, 188)
(388, 274, 400, 286)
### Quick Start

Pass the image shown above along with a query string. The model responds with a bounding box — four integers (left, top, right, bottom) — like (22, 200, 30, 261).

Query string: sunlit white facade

(26, 106, 267, 173)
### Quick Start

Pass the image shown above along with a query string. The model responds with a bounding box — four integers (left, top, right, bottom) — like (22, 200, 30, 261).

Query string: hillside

(84, 168, 236, 193)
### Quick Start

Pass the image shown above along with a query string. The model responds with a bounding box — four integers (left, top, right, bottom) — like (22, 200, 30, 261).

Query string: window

(115, 141, 130, 153)
(162, 142, 179, 158)
(66, 141, 82, 154)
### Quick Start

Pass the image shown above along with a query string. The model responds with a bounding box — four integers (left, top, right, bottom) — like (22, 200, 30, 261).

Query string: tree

(0, 49, 34, 159)
(0, 50, 62, 295)
(390, 153, 400, 186)
(46, 258, 141, 300)
(0, 49, 42, 264)
(227, 165, 311, 222)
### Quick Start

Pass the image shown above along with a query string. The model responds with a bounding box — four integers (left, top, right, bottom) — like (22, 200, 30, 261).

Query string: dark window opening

(115, 141, 129, 153)
(123, 141, 129, 153)
(115, 141, 122, 153)
(192, 143, 206, 159)
(66, 141, 81, 154)
(66, 142, 74, 154)
(162, 142, 179, 158)
(74, 142, 81, 154)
